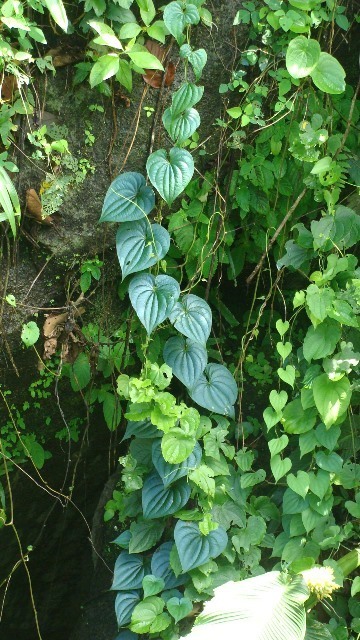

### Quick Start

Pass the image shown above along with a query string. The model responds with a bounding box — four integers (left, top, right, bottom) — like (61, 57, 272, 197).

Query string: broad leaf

(129, 273, 180, 334)
(313, 374, 351, 428)
(129, 520, 165, 553)
(170, 83, 204, 117)
(152, 440, 201, 487)
(115, 591, 141, 626)
(123, 419, 159, 440)
(116, 219, 170, 279)
(188, 364, 237, 418)
(142, 575, 165, 598)
(174, 521, 228, 572)
(303, 319, 341, 362)
(127, 50, 164, 70)
(130, 596, 168, 634)
(163, 1, 200, 43)
(90, 53, 119, 87)
(286, 36, 320, 78)
(180, 44, 207, 80)
(169, 294, 212, 344)
(186, 571, 309, 640)
(100, 172, 155, 223)
(43, 0, 68, 31)
(167, 596, 193, 623)
(161, 429, 197, 464)
(142, 472, 191, 519)
(151, 541, 188, 588)
(163, 107, 200, 145)
(111, 552, 145, 590)
(163, 336, 207, 387)
(310, 52, 346, 95)
(146, 148, 194, 205)
(21, 321, 40, 347)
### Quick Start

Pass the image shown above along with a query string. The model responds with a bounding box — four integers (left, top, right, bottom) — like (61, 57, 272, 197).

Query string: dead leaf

(26, 188, 55, 226)
(143, 40, 175, 88)
(46, 47, 84, 68)
(1, 75, 17, 102)
(42, 307, 86, 360)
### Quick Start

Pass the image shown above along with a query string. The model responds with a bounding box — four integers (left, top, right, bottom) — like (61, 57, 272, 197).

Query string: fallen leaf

(143, 40, 175, 88)
(46, 47, 84, 68)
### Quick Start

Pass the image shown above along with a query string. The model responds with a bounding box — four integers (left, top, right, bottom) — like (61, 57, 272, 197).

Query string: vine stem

(246, 187, 307, 286)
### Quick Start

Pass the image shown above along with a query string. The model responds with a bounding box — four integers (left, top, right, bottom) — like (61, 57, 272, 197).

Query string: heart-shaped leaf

(123, 419, 159, 440)
(129, 273, 180, 334)
(277, 365, 296, 388)
(269, 390, 288, 413)
(174, 521, 228, 572)
(146, 148, 194, 205)
(170, 83, 204, 117)
(180, 44, 207, 80)
(167, 596, 193, 623)
(276, 319, 290, 337)
(310, 52, 346, 95)
(163, 336, 207, 387)
(287, 471, 310, 499)
(308, 470, 330, 500)
(270, 455, 292, 483)
(276, 341, 292, 360)
(151, 541, 187, 588)
(169, 294, 212, 344)
(286, 36, 320, 78)
(111, 552, 145, 590)
(129, 520, 165, 553)
(188, 364, 237, 418)
(161, 429, 197, 464)
(100, 172, 155, 223)
(116, 219, 170, 279)
(115, 591, 141, 626)
(268, 434, 289, 457)
(142, 575, 165, 598)
(163, 1, 200, 43)
(162, 107, 200, 145)
(152, 440, 202, 487)
(263, 407, 282, 431)
(142, 472, 191, 519)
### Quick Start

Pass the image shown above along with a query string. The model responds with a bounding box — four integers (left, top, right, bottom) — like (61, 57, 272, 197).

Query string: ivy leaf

(163, 336, 207, 387)
(163, 1, 200, 43)
(161, 429, 197, 464)
(188, 364, 237, 418)
(43, 0, 68, 31)
(174, 521, 228, 572)
(162, 107, 200, 145)
(100, 172, 155, 223)
(129, 273, 180, 334)
(90, 53, 119, 87)
(21, 321, 40, 347)
(151, 541, 188, 588)
(116, 219, 170, 279)
(111, 552, 145, 590)
(170, 83, 204, 116)
(313, 374, 352, 428)
(152, 440, 202, 487)
(167, 596, 193, 623)
(286, 36, 320, 78)
(115, 591, 141, 626)
(270, 455, 292, 482)
(180, 44, 207, 80)
(287, 471, 310, 499)
(142, 472, 191, 519)
(146, 148, 194, 205)
(310, 52, 346, 95)
(129, 520, 165, 553)
(169, 294, 212, 344)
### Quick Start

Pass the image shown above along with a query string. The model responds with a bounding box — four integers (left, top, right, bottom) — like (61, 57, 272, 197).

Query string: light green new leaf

(286, 36, 320, 78)
(89, 20, 123, 48)
(43, 0, 68, 32)
(270, 455, 292, 482)
(147, 148, 194, 205)
(127, 50, 164, 70)
(185, 571, 308, 640)
(313, 374, 351, 428)
(21, 321, 40, 348)
(90, 54, 120, 87)
(310, 52, 346, 95)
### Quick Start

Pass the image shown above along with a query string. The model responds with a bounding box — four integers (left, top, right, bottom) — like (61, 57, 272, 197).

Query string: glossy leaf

(129, 520, 165, 552)
(163, 336, 207, 387)
(163, 107, 200, 145)
(152, 440, 202, 487)
(171, 83, 204, 117)
(123, 419, 159, 440)
(151, 541, 187, 588)
(286, 36, 320, 78)
(313, 374, 351, 428)
(116, 219, 170, 279)
(180, 44, 207, 80)
(90, 53, 119, 87)
(174, 521, 228, 572)
(100, 172, 155, 223)
(115, 591, 141, 626)
(142, 472, 191, 519)
(169, 294, 212, 344)
(129, 273, 180, 334)
(147, 148, 194, 206)
(111, 552, 145, 590)
(163, 1, 200, 43)
(127, 50, 164, 70)
(43, 0, 68, 31)
(188, 364, 237, 418)
(310, 52, 346, 95)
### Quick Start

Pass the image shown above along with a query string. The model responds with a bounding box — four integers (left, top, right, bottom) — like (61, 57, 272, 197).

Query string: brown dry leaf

(143, 40, 175, 89)
(42, 307, 86, 360)
(43, 312, 68, 338)
(46, 47, 84, 68)
(26, 188, 55, 226)
(1, 75, 17, 101)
